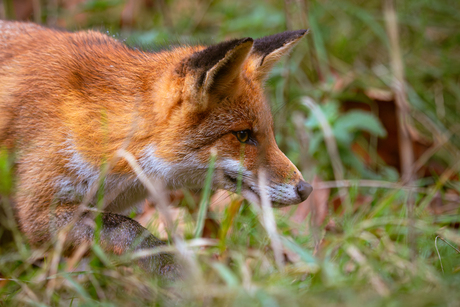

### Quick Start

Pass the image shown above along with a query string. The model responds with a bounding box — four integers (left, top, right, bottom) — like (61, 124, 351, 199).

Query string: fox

(0, 20, 312, 277)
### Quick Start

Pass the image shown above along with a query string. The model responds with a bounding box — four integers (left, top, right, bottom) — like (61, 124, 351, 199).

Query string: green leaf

(308, 133, 324, 156)
(334, 110, 387, 138)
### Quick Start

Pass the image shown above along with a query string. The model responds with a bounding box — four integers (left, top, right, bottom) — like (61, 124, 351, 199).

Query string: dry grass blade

(383, 2, 417, 259)
(383, 0, 415, 185)
(435, 236, 445, 274)
(302, 97, 348, 206)
(435, 230, 460, 251)
(434, 235, 460, 275)
(315, 179, 422, 191)
(46, 231, 66, 303)
(66, 241, 90, 272)
(258, 169, 284, 272)
(345, 245, 390, 297)
(116, 149, 175, 237)
(116, 148, 204, 281)
(128, 238, 218, 260)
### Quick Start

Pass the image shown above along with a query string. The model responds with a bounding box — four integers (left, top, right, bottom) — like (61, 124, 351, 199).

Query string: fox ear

(246, 30, 308, 82)
(186, 37, 254, 106)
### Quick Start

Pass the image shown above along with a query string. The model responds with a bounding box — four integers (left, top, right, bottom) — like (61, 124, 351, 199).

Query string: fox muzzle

(296, 180, 313, 202)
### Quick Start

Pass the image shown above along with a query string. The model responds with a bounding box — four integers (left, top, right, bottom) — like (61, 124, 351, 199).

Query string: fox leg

(16, 199, 179, 277)
(63, 207, 178, 276)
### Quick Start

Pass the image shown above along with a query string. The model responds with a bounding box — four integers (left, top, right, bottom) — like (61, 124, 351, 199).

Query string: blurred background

(1, 0, 460, 305)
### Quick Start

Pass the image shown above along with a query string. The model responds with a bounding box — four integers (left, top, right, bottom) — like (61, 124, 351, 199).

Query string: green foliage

(1, 190, 459, 305)
(334, 110, 387, 140)
(303, 100, 389, 179)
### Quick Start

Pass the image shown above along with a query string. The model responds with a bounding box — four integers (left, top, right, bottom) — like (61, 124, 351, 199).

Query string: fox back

(0, 20, 311, 277)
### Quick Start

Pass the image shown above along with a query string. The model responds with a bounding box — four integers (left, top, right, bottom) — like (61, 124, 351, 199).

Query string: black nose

(296, 180, 313, 202)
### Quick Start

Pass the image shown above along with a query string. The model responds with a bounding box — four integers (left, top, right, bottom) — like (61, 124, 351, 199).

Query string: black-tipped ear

(186, 37, 254, 104)
(247, 30, 308, 81)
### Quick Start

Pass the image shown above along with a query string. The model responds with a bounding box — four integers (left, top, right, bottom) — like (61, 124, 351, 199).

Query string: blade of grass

(345, 244, 390, 297)
(302, 96, 348, 209)
(384, 0, 415, 185)
(306, 2, 328, 80)
(211, 262, 239, 288)
(194, 148, 217, 238)
(258, 169, 284, 272)
(219, 196, 243, 252)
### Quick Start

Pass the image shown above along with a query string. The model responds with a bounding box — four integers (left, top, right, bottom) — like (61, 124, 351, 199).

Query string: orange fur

(0, 21, 311, 276)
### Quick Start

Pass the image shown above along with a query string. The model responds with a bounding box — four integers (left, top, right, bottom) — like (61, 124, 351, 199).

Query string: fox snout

(296, 180, 313, 202)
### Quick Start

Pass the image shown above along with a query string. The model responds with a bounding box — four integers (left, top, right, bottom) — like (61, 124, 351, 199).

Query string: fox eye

(233, 130, 250, 143)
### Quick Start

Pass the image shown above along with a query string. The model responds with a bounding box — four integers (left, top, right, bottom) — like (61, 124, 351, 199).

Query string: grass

(1, 185, 460, 306)
(1, 0, 460, 305)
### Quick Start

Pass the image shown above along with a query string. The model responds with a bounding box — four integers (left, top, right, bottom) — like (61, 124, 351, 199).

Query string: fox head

(139, 30, 312, 206)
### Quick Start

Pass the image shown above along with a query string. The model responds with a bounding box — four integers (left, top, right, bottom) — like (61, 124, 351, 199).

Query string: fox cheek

(240, 144, 259, 171)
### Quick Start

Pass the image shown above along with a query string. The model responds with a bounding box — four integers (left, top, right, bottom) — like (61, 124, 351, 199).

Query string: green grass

(1, 187, 460, 305)
(1, 0, 460, 305)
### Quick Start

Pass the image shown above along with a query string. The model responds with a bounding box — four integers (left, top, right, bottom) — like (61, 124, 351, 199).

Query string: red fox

(0, 20, 312, 277)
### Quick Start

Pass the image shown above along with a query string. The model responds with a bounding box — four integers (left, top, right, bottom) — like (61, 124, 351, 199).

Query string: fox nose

(296, 180, 313, 202)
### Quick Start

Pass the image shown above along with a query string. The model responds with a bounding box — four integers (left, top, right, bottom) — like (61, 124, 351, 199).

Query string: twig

(437, 236, 460, 254)
(314, 179, 420, 191)
(384, 0, 415, 185)
(384, 0, 418, 261)
(434, 236, 460, 274)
